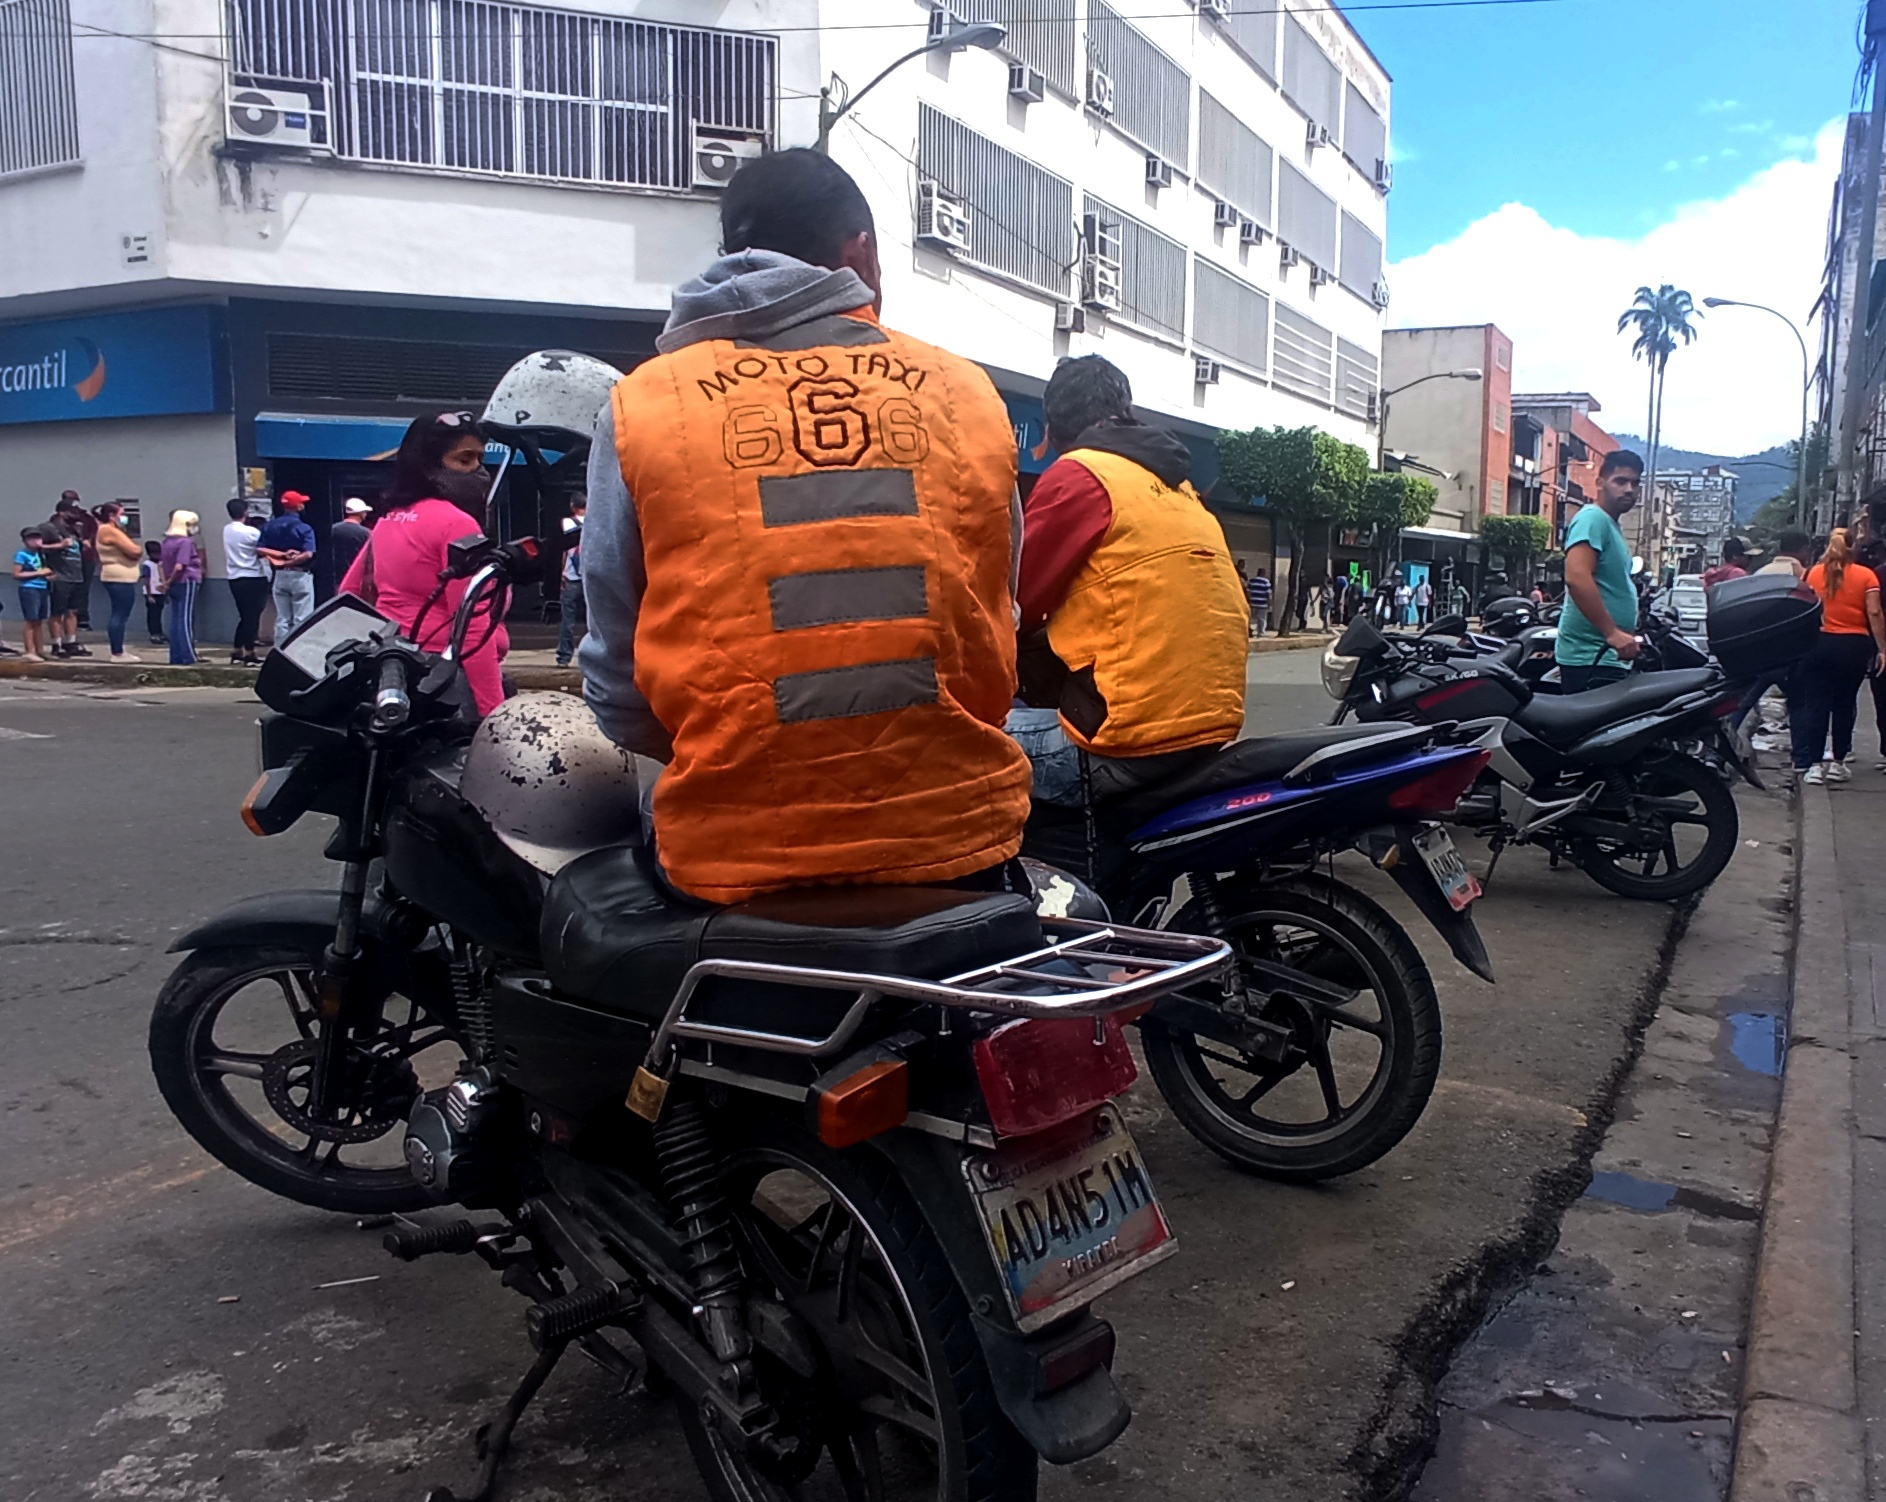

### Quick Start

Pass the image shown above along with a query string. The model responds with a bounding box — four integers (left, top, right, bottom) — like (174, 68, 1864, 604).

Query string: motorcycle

(148, 531, 1232, 1502)
(1019, 718, 1496, 1184)
(1321, 614, 1751, 901)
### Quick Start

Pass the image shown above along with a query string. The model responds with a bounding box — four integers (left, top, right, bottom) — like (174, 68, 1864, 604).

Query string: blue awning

(255, 411, 511, 463)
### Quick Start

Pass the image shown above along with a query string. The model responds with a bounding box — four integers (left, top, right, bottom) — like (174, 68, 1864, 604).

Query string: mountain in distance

(1610, 434, 1792, 524)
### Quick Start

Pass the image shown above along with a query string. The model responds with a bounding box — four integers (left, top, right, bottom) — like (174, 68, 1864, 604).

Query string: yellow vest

(1044, 448, 1249, 756)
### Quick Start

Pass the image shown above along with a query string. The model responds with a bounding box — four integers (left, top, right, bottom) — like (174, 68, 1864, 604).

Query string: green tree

(1217, 425, 1370, 632)
(1358, 473, 1439, 575)
(1617, 284, 1701, 504)
(1480, 514, 1553, 584)
(1750, 421, 1831, 543)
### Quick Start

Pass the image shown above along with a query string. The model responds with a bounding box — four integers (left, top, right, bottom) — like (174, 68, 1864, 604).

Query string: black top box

(1706, 573, 1823, 678)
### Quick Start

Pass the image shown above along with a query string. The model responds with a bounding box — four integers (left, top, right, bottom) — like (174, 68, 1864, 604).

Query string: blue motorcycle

(1023, 720, 1494, 1182)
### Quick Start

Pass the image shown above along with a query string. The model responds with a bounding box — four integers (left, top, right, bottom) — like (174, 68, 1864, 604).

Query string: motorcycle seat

(539, 844, 1044, 1021)
(1513, 667, 1718, 746)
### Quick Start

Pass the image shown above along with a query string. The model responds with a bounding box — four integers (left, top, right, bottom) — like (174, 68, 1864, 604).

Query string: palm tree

(1617, 285, 1701, 503)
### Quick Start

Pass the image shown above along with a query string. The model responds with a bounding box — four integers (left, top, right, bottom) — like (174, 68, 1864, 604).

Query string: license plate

(1414, 826, 1481, 912)
(962, 1103, 1175, 1333)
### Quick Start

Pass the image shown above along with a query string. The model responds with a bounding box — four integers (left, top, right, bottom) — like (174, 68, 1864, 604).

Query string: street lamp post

(1373, 368, 1484, 472)
(1702, 296, 1811, 531)
(817, 21, 1007, 153)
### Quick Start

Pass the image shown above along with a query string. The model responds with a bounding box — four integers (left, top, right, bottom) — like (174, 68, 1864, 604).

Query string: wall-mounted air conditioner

(692, 125, 766, 189)
(1054, 302, 1086, 333)
(1146, 155, 1172, 189)
(1239, 219, 1267, 246)
(1306, 121, 1332, 150)
(1278, 243, 1302, 272)
(928, 4, 964, 43)
(1308, 264, 1333, 287)
(1194, 356, 1222, 385)
(1082, 254, 1122, 312)
(226, 86, 328, 150)
(1199, 0, 1231, 20)
(916, 179, 971, 253)
(1213, 200, 1241, 230)
(1009, 65, 1046, 104)
(1370, 278, 1391, 310)
(1373, 159, 1393, 192)
(1086, 68, 1116, 116)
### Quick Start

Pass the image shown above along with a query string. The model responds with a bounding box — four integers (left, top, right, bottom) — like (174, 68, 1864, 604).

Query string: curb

(1728, 785, 1862, 1501)
(0, 659, 585, 692)
(1249, 633, 1335, 654)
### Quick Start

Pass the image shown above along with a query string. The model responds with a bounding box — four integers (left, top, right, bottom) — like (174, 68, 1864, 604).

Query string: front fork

(310, 749, 387, 1119)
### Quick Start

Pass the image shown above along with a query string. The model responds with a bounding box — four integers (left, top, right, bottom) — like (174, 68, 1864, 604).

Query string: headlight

(1321, 645, 1359, 699)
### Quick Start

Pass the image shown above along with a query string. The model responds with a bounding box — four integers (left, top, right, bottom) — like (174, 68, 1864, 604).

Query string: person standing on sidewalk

(56, 492, 99, 632)
(1793, 528, 1886, 786)
(555, 495, 587, 668)
(92, 502, 143, 664)
(1556, 450, 1645, 692)
(1413, 576, 1433, 627)
(258, 491, 317, 641)
(1702, 536, 1750, 588)
(12, 527, 52, 661)
(222, 500, 269, 666)
(159, 511, 205, 666)
(38, 503, 89, 658)
(140, 540, 166, 646)
(1241, 562, 1271, 638)
(329, 498, 373, 585)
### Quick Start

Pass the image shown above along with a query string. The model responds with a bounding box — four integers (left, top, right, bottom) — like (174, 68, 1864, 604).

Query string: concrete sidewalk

(1730, 762, 1886, 1499)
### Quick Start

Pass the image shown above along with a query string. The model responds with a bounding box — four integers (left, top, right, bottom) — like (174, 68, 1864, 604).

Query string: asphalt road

(0, 658, 1676, 1502)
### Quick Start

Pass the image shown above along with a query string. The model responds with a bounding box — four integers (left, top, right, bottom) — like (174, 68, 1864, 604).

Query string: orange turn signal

(240, 773, 272, 837)
(814, 1059, 909, 1148)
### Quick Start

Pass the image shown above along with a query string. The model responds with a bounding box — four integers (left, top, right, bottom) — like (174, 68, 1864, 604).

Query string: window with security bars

(954, 0, 1076, 97)
(1278, 163, 1337, 272)
(1338, 211, 1382, 301)
(1273, 302, 1333, 404)
(226, 0, 774, 191)
(1, 0, 82, 181)
(1219, 1, 1278, 82)
(1281, 15, 1339, 137)
(1197, 91, 1272, 228)
(1084, 195, 1185, 342)
(1334, 338, 1378, 420)
(1193, 261, 1269, 374)
(265, 331, 645, 403)
(918, 104, 1074, 298)
(1343, 81, 1386, 178)
(1086, 0, 1189, 166)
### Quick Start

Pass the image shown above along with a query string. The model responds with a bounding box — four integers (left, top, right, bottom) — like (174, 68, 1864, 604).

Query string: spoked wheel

(678, 1131, 1035, 1502)
(1573, 752, 1738, 901)
(1142, 878, 1442, 1182)
(150, 945, 463, 1213)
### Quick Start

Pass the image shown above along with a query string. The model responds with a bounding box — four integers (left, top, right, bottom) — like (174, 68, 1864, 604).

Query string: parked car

(1670, 574, 1708, 635)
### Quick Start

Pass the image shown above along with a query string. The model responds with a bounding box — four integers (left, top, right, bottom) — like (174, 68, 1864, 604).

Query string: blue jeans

(103, 581, 137, 654)
(167, 580, 198, 664)
(272, 571, 315, 639)
(556, 576, 586, 665)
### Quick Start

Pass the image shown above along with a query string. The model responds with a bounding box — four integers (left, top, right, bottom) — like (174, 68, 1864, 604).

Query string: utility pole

(1838, 2, 1886, 527)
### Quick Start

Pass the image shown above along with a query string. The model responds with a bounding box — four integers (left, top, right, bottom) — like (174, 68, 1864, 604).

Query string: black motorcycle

(147, 535, 1231, 1502)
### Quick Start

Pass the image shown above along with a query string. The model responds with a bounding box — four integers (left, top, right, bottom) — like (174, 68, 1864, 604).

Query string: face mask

(433, 466, 491, 511)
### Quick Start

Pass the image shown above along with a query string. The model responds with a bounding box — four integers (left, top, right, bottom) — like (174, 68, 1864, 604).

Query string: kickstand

(423, 1341, 566, 1502)
(1481, 840, 1504, 890)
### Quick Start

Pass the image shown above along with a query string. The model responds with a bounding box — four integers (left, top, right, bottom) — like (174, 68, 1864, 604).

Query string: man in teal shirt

(1555, 450, 1645, 692)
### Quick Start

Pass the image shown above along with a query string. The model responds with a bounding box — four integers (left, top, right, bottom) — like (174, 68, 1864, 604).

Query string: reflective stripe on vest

(611, 308, 1031, 903)
(1045, 447, 1250, 756)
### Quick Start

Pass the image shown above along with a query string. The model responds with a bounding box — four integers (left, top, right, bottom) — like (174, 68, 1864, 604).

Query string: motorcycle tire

(150, 944, 444, 1215)
(680, 1127, 1036, 1502)
(1143, 877, 1441, 1183)
(1573, 753, 1738, 902)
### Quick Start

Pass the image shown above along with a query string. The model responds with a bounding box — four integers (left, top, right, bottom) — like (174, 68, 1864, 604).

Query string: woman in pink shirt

(339, 411, 509, 715)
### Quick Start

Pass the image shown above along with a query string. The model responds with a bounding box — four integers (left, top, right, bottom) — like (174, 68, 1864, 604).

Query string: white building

(0, 0, 1390, 622)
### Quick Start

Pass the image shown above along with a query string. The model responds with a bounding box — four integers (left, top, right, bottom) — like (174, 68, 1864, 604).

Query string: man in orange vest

(579, 150, 1031, 904)
(1016, 355, 1249, 802)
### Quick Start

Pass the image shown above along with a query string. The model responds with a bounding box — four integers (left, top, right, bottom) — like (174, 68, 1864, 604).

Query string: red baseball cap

(280, 491, 310, 510)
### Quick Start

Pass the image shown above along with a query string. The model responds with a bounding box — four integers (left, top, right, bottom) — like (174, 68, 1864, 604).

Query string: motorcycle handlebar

(372, 655, 411, 731)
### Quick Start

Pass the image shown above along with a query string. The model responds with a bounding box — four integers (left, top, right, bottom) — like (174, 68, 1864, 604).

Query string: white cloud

(1387, 120, 1843, 455)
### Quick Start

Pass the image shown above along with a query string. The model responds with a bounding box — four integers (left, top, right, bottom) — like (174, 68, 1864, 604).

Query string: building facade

(1508, 390, 1622, 546)
(0, 0, 1392, 630)
(1659, 466, 1738, 563)
(1379, 324, 1513, 531)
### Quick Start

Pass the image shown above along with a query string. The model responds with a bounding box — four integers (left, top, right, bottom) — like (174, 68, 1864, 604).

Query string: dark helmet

(1480, 596, 1538, 638)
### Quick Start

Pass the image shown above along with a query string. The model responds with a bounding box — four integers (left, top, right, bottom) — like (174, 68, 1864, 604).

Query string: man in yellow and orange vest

(578, 150, 1031, 904)
(1016, 355, 1249, 802)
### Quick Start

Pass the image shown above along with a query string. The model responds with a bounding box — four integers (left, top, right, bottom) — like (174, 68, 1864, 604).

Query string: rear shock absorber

(1189, 871, 1251, 1016)
(654, 1095, 752, 1375)
(450, 935, 494, 1064)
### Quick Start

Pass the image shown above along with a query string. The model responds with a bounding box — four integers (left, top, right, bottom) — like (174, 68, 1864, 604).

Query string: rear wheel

(1143, 878, 1442, 1182)
(1573, 752, 1738, 901)
(679, 1129, 1035, 1502)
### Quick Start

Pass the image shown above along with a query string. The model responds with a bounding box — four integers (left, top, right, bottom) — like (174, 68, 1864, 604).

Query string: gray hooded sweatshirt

(577, 249, 1020, 759)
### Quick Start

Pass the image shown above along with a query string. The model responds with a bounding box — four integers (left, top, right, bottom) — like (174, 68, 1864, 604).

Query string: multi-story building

(0, 0, 1392, 627)
(1659, 466, 1738, 559)
(1379, 324, 1514, 531)
(1508, 390, 1623, 543)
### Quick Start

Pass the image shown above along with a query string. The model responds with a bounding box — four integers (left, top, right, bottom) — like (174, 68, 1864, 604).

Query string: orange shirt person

(1794, 528, 1886, 784)
(578, 150, 1030, 904)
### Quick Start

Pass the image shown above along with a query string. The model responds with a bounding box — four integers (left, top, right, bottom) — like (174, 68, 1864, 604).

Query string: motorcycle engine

(403, 1066, 506, 1204)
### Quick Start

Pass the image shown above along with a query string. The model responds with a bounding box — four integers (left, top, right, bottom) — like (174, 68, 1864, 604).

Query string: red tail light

(1387, 750, 1492, 814)
(1712, 692, 1742, 718)
(973, 1015, 1138, 1139)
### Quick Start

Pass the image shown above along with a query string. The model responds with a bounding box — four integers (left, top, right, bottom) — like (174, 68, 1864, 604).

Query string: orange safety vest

(611, 306, 1032, 903)
(1045, 448, 1249, 756)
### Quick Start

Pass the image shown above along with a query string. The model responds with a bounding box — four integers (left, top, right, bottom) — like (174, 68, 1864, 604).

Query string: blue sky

(1353, 0, 1861, 259)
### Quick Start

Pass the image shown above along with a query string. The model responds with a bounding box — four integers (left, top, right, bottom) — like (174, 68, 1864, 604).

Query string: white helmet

(481, 349, 625, 447)
(459, 691, 642, 874)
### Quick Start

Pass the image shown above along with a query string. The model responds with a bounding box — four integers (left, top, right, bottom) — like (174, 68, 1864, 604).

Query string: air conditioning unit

(1373, 158, 1393, 192)
(928, 4, 963, 44)
(1146, 154, 1173, 189)
(1308, 264, 1333, 287)
(1194, 355, 1222, 385)
(1054, 302, 1086, 334)
(1199, 0, 1231, 20)
(1370, 277, 1391, 310)
(1086, 67, 1116, 116)
(1239, 219, 1267, 246)
(692, 125, 766, 188)
(1008, 65, 1046, 104)
(1278, 242, 1302, 272)
(1081, 211, 1123, 267)
(1082, 253, 1122, 312)
(1213, 200, 1242, 230)
(226, 86, 327, 150)
(1306, 121, 1332, 149)
(916, 179, 971, 253)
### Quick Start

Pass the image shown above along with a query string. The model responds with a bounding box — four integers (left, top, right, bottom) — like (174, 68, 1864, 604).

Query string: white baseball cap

(344, 497, 370, 515)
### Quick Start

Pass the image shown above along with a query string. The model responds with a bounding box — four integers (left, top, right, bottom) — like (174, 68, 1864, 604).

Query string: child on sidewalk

(140, 540, 166, 647)
(13, 527, 53, 662)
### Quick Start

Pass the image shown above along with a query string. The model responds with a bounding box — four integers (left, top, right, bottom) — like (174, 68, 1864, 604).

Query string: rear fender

(1358, 825, 1494, 982)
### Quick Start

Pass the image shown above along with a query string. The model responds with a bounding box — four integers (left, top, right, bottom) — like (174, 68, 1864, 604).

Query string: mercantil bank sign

(0, 306, 228, 426)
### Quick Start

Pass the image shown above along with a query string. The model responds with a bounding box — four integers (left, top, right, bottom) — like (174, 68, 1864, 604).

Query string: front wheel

(1143, 878, 1442, 1182)
(1572, 752, 1738, 901)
